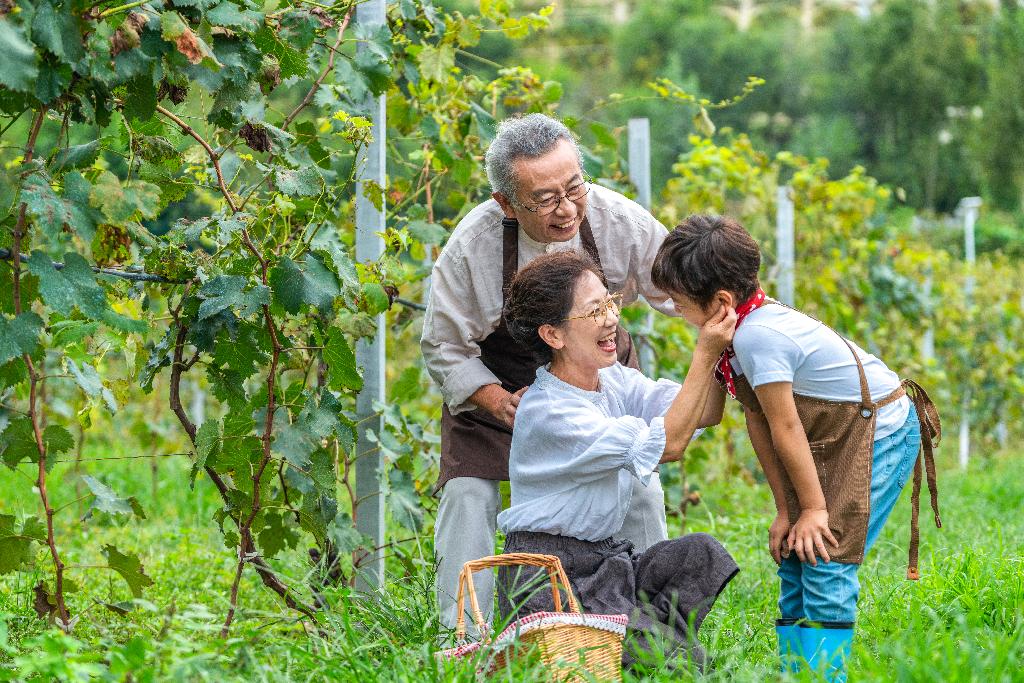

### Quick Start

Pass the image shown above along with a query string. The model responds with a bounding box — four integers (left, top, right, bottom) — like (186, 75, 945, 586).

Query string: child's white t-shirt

(730, 304, 911, 441)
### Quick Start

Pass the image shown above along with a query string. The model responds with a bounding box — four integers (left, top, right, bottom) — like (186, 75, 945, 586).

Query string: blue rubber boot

(776, 618, 804, 673)
(800, 622, 853, 683)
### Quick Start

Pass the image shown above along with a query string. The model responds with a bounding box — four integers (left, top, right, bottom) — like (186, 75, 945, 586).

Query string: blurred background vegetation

(441, 0, 1024, 255)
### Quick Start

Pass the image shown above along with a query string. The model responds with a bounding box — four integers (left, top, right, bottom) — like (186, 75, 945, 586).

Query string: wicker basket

(439, 553, 625, 682)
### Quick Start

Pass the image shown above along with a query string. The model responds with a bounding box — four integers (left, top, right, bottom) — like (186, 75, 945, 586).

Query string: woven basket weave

(439, 553, 625, 682)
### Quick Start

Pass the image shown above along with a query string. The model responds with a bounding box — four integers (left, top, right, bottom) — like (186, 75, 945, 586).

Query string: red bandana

(715, 288, 766, 398)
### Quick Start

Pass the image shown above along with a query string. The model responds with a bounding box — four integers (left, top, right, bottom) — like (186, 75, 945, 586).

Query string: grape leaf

(21, 169, 71, 238)
(42, 425, 74, 455)
(273, 166, 324, 197)
(81, 475, 144, 519)
(0, 312, 43, 365)
(326, 513, 366, 553)
(207, 2, 263, 31)
(102, 545, 155, 598)
(416, 43, 454, 83)
(0, 417, 37, 468)
(26, 251, 108, 318)
(407, 219, 447, 246)
(256, 511, 299, 558)
(0, 515, 45, 574)
(31, 0, 86, 65)
(89, 170, 161, 223)
(192, 419, 221, 486)
(68, 359, 118, 412)
(270, 254, 339, 314)
(63, 171, 100, 244)
(253, 25, 307, 80)
(51, 141, 101, 173)
(197, 275, 270, 320)
(0, 19, 38, 92)
(323, 328, 362, 392)
(388, 468, 422, 530)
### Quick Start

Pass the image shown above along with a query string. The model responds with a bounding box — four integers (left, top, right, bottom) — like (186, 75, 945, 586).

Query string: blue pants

(778, 404, 921, 623)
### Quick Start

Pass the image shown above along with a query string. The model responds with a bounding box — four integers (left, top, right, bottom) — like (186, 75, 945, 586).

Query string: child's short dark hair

(651, 214, 761, 308)
(504, 251, 606, 364)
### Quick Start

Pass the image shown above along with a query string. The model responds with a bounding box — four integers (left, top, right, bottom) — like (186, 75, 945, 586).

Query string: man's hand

(469, 384, 527, 429)
(769, 511, 792, 565)
(787, 507, 839, 566)
(495, 387, 527, 428)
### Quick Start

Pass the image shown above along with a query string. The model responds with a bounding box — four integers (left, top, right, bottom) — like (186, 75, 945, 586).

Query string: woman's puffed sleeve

(513, 398, 667, 485)
(624, 416, 666, 486)
(607, 363, 680, 421)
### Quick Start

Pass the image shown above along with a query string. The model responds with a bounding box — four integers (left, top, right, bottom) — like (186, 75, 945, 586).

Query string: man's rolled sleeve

(442, 356, 501, 415)
(420, 246, 503, 415)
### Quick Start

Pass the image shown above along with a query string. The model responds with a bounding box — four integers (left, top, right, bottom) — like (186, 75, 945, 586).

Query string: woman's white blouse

(497, 363, 693, 541)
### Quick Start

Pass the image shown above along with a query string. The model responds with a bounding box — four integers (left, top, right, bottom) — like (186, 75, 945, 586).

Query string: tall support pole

(628, 118, 656, 372)
(354, 0, 387, 592)
(958, 197, 981, 470)
(776, 186, 795, 306)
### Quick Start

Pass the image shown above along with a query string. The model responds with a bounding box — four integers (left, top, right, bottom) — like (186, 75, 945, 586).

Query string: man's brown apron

(436, 217, 640, 492)
(725, 302, 942, 577)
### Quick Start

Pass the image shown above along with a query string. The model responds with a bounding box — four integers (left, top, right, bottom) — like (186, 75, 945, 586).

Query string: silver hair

(484, 113, 584, 202)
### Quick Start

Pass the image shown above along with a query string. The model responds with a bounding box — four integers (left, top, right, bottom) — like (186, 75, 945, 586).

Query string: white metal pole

(958, 197, 981, 469)
(628, 118, 656, 373)
(354, 0, 387, 592)
(776, 186, 795, 306)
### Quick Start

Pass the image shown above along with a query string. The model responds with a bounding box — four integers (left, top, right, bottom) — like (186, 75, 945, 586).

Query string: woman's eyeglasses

(563, 292, 623, 325)
(521, 181, 591, 216)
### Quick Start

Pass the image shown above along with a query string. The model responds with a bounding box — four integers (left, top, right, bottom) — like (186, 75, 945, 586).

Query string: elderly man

(421, 113, 677, 629)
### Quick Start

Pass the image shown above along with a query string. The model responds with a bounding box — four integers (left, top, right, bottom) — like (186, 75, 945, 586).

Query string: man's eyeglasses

(563, 292, 623, 325)
(520, 180, 591, 216)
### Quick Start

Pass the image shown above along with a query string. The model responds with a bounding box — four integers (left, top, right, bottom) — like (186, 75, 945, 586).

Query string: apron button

(860, 408, 873, 418)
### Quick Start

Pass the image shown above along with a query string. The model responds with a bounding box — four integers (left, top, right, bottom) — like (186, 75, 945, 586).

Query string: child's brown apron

(725, 303, 942, 577)
(435, 217, 640, 493)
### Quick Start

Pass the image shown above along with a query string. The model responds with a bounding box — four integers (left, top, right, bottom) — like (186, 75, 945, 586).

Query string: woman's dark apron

(725, 302, 942, 577)
(436, 217, 640, 492)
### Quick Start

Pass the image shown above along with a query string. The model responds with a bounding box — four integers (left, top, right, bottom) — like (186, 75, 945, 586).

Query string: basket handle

(454, 553, 580, 642)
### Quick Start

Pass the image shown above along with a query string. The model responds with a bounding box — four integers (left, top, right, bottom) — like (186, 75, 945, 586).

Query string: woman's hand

(768, 511, 791, 565)
(787, 508, 839, 566)
(695, 304, 737, 358)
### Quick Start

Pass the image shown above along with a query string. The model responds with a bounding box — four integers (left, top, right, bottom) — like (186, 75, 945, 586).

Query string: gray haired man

(421, 113, 677, 629)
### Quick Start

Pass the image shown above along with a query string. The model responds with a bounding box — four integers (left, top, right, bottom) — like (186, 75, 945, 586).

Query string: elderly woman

(496, 250, 739, 669)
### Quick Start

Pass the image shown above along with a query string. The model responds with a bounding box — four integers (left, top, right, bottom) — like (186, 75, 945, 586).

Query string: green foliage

(654, 134, 1024, 475)
(0, 439, 1020, 680)
(0, 515, 46, 575)
(0, 0, 570, 635)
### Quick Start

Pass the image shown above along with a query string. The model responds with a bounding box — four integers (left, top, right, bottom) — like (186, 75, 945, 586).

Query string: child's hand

(769, 512, 791, 565)
(787, 508, 839, 566)
(696, 305, 737, 357)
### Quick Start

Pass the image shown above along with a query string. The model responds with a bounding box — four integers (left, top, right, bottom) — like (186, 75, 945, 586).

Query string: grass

(1, 442, 1022, 682)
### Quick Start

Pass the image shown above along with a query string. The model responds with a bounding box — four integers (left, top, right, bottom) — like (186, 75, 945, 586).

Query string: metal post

(957, 197, 981, 469)
(776, 186, 795, 306)
(628, 118, 656, 372)
(354, 0, 387, 592)
(627, 118, 651, 209)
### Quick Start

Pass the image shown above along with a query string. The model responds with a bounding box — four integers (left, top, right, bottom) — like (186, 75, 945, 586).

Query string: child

(651, 215, 941, 682)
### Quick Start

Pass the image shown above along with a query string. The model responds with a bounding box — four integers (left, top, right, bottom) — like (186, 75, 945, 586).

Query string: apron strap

(501, 217, 519, 300)
(837, 336, 874, 412)
(578, 216, 602, 268)
(904, 378, 943, 580)
(770, 299, 874, 412)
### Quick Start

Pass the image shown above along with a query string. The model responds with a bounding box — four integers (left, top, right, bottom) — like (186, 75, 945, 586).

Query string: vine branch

(156, 104, 239, 213)
(282, 4, 356, 131)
